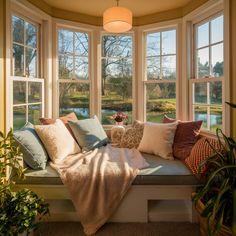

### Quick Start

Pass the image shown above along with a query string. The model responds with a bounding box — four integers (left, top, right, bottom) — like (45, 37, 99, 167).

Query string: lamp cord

(116, 0, 119, 7)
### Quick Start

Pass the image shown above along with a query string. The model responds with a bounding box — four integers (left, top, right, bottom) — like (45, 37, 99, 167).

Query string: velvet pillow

(13, 122, 48, 169)
(68, 116, 109, 152)
(163, 115, 202, 160)
(120, 120, 144, 149)
(138, 122, 178, 160)
(35, 119, 81, 163)
(39, 112, 78, 135)
(185, 137, 222, 175)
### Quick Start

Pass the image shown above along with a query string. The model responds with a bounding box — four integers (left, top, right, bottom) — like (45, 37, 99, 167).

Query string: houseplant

(193, 102, 236, 236)
(0, 129, 49, 236)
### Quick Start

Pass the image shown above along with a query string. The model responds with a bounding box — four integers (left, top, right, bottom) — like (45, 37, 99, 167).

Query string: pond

(61, 107, 222, 126)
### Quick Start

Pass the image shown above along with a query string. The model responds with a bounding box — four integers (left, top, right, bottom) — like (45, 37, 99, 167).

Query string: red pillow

(185, 137, 221, 175)
(39, 112, 78, 135)
(163, 115, 202, 160)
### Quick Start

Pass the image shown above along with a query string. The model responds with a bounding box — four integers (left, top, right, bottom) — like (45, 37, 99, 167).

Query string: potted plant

(193, 102, 236, 236)
(0, 129, 49, 236)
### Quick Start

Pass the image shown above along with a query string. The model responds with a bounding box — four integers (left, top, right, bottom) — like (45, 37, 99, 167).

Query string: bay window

(191, 14, 224, 132)
(145, 29, 177, 122)
(57, 28, 90, 119)
(101, 35, 133, 124)
(11, 15, 44, 130)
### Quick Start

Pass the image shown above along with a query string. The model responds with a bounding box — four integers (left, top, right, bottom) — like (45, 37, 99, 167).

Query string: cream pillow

(35, 119, 81, 163)
(138, 122, 178, 160)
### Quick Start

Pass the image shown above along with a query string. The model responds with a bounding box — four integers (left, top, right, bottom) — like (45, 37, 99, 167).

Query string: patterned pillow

(35, 119, 81, 163)
(120, 120, 144, 149)
(111, 126, 126, 147)
(185, 137, 222, 175)
(163, 115, 202, 160)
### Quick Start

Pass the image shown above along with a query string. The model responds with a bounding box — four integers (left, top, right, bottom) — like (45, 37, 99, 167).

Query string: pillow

(163, 115, 202, 160)
(138, 122, 178, 160)
(13, 122, 48, 170)
(68, 116, 109, 152)
(39, 112, 78, 135)
(35, 119, 81, 163)
(185, 137, 222, 175)
(120, 120, 144, 149)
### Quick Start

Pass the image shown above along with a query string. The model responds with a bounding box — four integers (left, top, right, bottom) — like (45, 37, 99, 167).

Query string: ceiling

(43, 0, 192, 17)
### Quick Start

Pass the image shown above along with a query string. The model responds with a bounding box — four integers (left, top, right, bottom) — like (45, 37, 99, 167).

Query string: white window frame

(10, 13, 45, 129)
(99, 32, 135, 125)
(5, 0, 52, 131)
(143, 26, 178, 122)
(185, 0, 230, 135)
(53, 21, 94, 119)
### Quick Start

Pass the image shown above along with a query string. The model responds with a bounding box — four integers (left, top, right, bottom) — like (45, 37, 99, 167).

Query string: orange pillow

(185, 137, 222, 176)
(39, 112, 78, 135)
(163, 115, 202, 160)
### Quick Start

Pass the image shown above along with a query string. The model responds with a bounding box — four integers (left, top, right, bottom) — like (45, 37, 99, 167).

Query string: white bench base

(15, 184, 197, 223)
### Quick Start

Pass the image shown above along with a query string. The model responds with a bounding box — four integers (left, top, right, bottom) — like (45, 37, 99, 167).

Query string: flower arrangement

(111, 112, 128, 124)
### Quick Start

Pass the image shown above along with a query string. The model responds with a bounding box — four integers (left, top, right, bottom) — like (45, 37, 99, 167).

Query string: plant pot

(193, 194, 233, 236)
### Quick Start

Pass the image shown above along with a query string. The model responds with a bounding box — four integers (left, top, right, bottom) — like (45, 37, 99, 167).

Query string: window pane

(102, 35, 132, 58)
(147, 57, 160, 80)
(13, 106, 26, 130)
(210, 81, 222, 105)
(59, 55, 74, 79)
(101, 35, 133, 125)
(212, 43, 223, 77)
(162, 55, 176, 80)
(74, 32, 89, 56)
(194, 83, 207, 104)
(26, 48, 37, 77)
(146, 32, 160, 57)
(12, 16, 24, 44)
(28, 82, 41, 103)
(58, 29, 73, 54)
(28, 104, 41, 125)
(197, 47, 209, 78)
(13, 81, 26, 104)
(162, 30, 176, 55)
(194, 106, 207, 129)
(101, 59, 132, 124)
(59, 83, 90, 119)
(197, 22, 209, 48)
(146, 83, 176, 122)
(26, 22, 37, 48)
(210, 107, 222, 132)
(13, 44, 24, 76)
(74, 57, 89, 80)
(211, 15, 223, 44)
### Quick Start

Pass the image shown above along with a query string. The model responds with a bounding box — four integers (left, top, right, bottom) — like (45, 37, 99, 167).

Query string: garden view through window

(11, 15, 43, 130)
(101, 35, 133, 125)
(145, 29, 176, 122)
(58, 29, 90, 119)
(192, 14, 224, 131)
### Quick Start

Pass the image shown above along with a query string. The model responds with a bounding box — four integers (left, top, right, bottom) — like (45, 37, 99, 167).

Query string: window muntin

(11, 15, 43, 130)
(145, 29, 177, 122)
(101, 35, 133, 125)
(57, 28, 90, 119)
(192, 14, 224, 132)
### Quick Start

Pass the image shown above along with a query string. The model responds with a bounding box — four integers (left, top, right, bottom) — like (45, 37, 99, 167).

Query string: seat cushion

(16, 152, 199, 186)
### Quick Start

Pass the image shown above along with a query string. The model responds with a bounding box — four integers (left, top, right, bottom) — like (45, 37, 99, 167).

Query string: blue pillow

(13, 122, 48, 169)
(68, 116, 109, 152)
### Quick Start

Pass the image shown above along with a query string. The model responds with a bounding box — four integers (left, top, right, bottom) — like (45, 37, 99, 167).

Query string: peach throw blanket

(51, 144, 149, 235)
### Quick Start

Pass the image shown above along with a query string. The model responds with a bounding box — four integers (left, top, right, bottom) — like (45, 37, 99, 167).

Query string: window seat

(15, 153, 199, 186)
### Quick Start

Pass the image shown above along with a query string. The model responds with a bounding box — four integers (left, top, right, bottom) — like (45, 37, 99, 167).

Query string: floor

(36, 222, 200, 236)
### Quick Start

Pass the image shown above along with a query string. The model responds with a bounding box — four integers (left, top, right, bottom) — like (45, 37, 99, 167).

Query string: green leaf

(225, 101, 236, 108)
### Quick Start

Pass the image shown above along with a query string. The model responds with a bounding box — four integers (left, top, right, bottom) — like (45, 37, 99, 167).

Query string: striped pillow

(185, 137, 222, 176)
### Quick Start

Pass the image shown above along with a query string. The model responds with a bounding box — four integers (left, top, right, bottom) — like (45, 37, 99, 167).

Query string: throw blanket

(51, 144, 149, 235)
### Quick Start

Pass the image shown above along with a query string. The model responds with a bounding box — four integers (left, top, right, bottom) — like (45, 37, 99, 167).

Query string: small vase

(115, 121, 123, 126)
